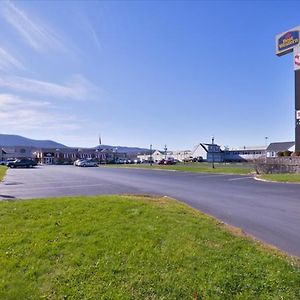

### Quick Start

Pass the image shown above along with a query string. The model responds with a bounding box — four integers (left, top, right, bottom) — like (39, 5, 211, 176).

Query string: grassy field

(105, 162, 254, 175)
(1, 195, 299, 299)
(259, 173, 300, 183)
(0, 165, 7, 181)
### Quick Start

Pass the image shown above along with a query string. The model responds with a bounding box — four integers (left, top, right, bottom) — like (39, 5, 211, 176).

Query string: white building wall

(137, 149, 192, 162)
(191, 144, 207, 160)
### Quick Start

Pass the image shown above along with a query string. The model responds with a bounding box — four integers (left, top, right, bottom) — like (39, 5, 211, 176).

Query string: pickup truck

(7, 159, 37, 168)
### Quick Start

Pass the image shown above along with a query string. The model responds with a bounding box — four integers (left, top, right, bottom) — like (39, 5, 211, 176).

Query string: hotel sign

(276, 26, 300, 151)
(43, 152, 54, 157)
(276, 26, 300, 56)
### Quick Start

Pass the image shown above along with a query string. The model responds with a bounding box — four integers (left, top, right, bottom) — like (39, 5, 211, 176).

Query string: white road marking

(228, 176, 253, 181)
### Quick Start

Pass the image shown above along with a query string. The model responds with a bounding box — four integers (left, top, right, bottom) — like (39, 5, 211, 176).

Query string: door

(44, 157, 53, 164)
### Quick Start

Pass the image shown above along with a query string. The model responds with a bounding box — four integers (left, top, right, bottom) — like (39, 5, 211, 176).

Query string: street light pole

(150, 144, 153, 166)
(164, 145, 167, 160)
(211, 136, 215, 169)
(265, 136, 269, 147)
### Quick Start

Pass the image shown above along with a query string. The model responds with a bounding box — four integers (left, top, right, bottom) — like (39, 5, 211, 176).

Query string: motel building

(34, 148, 106, 164)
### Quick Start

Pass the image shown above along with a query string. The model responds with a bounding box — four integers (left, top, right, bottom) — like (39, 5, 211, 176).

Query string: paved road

(1, 165, 300, 257)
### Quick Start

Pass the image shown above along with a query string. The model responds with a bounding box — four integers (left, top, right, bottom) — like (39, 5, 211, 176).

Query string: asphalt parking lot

(1, 165, 300, 257)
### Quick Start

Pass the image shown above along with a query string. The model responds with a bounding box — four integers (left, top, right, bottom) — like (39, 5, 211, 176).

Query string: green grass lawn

(0, 165, 7, 181)
(259, 173, 300, 183)
(1, 195, 299, 299)
(105, 162, 254, 175)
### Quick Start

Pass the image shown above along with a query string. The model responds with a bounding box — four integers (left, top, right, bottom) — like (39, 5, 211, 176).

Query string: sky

(0, 0, 299, 150)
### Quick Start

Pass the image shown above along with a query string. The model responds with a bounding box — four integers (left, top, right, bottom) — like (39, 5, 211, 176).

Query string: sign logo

(276, 27, 300, 56)
(44, 152, 54, 157)
(278, 30, 299, 53)
(296, 110, 300, 120)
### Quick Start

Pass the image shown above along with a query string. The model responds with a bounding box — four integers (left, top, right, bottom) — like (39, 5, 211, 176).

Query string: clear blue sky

(0, 0, 299, 149)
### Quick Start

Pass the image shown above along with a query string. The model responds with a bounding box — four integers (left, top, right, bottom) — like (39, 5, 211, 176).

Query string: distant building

(0, 146, 36, 160)
(199, 143, 267, 162)
(224, 146, 266, 162)
(191, 144, 209, 160)
(201, 143, 223, 162)
(0, 145, 126, 164)
(137, 149, 192, 162)
(266, 142, 295, 158)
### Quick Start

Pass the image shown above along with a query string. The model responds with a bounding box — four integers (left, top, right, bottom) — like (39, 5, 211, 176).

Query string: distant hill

(0, 134, 151, 153)
(95, 144, 150, 154)
(0, 134, 67, 148)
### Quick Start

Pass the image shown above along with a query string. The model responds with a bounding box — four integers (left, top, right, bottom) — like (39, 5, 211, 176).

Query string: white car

(73, 159, 84, 166)
(77, 160, 98, 167)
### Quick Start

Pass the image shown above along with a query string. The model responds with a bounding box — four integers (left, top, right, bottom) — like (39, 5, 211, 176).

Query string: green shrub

(277, 151, 284, 157)
(283, 150, 292, 157)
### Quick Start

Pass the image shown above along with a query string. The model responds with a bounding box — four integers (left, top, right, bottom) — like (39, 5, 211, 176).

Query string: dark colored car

(158, 159, 166, 165)
(158, 159, 176, 165)
(7, 159, 37, 168)
(165, 159, 176, 165)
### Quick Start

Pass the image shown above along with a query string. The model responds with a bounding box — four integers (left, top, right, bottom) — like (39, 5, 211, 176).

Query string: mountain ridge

(0, 134, 150, 153)
(0, 134, 67, 148)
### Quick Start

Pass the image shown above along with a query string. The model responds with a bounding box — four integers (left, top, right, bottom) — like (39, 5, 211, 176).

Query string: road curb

(254, 176, 300, 184)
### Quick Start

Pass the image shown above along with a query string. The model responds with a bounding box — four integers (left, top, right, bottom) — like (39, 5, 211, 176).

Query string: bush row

(277, 150, 300, 157)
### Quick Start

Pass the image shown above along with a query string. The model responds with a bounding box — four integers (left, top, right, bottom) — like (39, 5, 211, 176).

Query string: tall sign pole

(294, 46, 300, 150)
(276, 26, 300, 151)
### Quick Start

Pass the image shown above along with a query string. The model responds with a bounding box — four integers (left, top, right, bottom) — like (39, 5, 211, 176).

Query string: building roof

(266, 142, 295, 152)
(234, 146, 266, 151)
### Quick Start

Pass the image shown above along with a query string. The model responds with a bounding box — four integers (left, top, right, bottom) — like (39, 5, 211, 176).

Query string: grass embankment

(0, 165, 7, 181)
(1, 195, 299, 299)
(259, 173, 300, 183)
(106, 163, 253, 175)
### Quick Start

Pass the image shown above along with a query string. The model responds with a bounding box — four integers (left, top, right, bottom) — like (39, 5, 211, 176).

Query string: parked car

(73, 159, 85, 166)
(115, 159, 126, 164)
(0, 158, 15, 165)
(192, 156, 203, 162)
(158, 158, 176, 165)
(77, 160, 98, 167)
(165, 159, 176, 165)
(7, 158, 37, 168)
